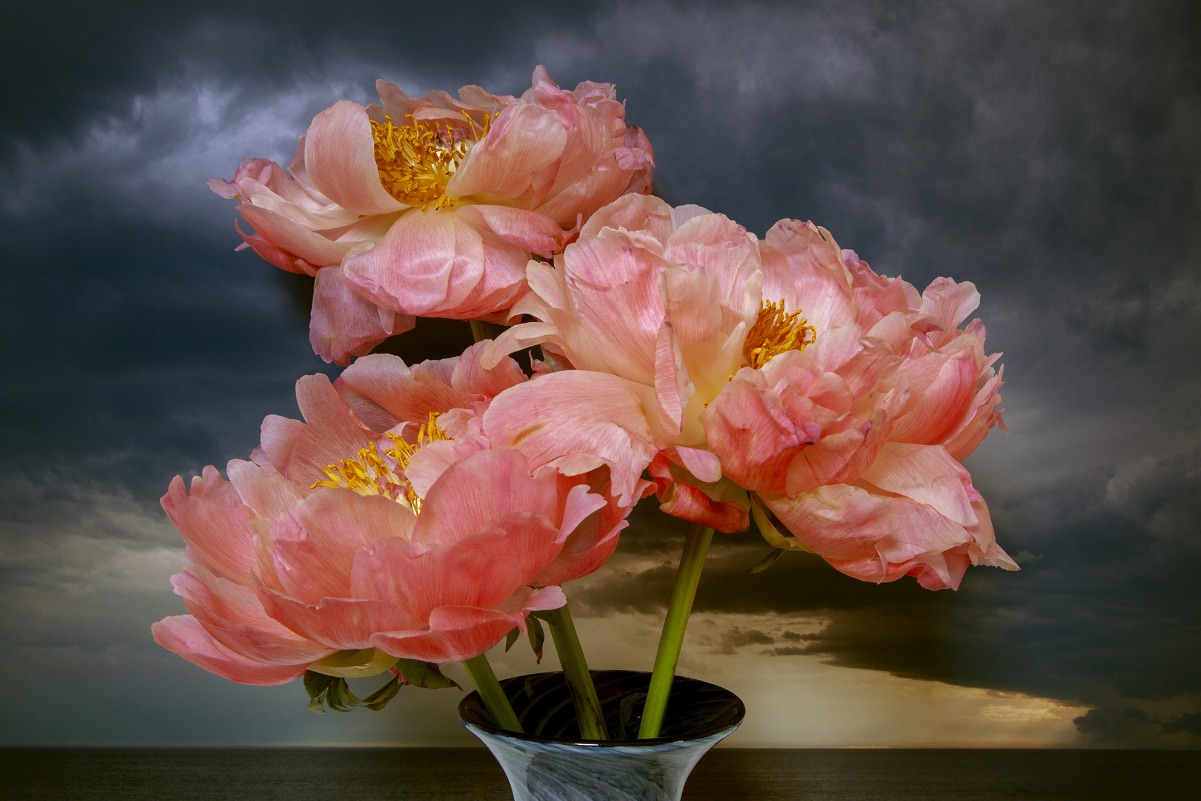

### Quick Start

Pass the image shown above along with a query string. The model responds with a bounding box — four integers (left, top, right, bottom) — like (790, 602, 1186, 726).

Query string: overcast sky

(2, 0, 1199, 749)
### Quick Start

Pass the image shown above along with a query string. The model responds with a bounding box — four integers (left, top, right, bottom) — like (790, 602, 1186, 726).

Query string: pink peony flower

(485, 194, 886, 533)
(210, 67, 654, 363)
(330, 342, 649, 582)
(485, 194, 1015, 588)
(152, 349, 634, 684)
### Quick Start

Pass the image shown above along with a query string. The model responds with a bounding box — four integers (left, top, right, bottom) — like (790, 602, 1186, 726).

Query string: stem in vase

(638, 522, 714, 739)
(544, 603, 609, 740)
(463, 653, 523, 734)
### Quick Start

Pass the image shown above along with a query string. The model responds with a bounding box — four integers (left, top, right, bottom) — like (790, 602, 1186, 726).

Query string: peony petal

(268, 490, 417, 604)
(310, 267, 416, 365)
(448, 101, 566, 199)
(151, 615, 316, 686)
(259, 374, 377, 486)
(483, 371, 658, 507)
(161, 467, 258, 584)
(342, 209, 485, 316)
(305, 100, 407, 215)
(453, 204, 563, 257)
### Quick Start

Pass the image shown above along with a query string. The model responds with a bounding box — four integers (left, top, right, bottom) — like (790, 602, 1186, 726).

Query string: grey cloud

(1164, 712, 1201, 737)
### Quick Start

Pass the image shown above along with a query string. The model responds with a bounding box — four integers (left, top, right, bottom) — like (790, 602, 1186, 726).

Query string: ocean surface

(1, 747, 1197, 800)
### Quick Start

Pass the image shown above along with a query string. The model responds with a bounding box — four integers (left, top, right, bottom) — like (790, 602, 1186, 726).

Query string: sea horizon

(3, 746, 1198, 800)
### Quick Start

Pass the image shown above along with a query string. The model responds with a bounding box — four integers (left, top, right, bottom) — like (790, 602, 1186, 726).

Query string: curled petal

(649, 453, 750, 534)
(259, 374, 378, 487)
(310, 267, 416, 365)
(152, 615, 318, 686)
(449, 102, 566, 199)
(305, 100, 407, 215)
(342, 210, 485, 316)
(483, 371, 658, 507)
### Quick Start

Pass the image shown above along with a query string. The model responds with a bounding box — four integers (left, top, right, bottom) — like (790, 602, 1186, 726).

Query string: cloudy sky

(2, 0, 1199, 750)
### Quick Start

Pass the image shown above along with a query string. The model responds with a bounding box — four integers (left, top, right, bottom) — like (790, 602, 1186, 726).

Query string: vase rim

(457, 669, 746, 747)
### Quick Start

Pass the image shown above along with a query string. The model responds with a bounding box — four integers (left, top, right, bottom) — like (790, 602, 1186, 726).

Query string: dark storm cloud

(0, 1, 597, 155)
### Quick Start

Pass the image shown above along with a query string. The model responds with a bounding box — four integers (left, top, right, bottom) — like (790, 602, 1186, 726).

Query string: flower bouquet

(154, 67, 1015, 800)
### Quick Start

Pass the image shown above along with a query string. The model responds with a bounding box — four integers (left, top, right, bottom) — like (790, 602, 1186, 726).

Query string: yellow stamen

(309, 413, 451, 514)
(743, 299, 817, 370)
(385, 413, 451, 513)
(370, 112, 490, 210)
(310, 442, 405, 499)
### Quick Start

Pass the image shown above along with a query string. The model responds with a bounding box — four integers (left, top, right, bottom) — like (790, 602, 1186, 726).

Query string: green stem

(463, 653, 523, 734)
(545, 604, 609, 740)
(638, 522, 714, 739)
(469, 319, 506, 343)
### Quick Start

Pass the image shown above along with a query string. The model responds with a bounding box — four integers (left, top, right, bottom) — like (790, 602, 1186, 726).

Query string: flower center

(743, 299, 816, 370)
(311, 414, 450, 513)
(370, 113, 489, 209)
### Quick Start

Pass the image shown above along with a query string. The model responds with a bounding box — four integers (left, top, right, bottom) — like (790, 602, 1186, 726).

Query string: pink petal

(305, 100, 407, 215)
(761, 219, 856, 334)
(171, 568, 330, 666)
(920, 278, 980, 331)
(161, 467, 258, 584)
(309, 267, 416, 365)
(259, 591, 420, 651)
(763, 484, 973, 589)
(151, 615, 316, 686)
(342, 209, 485, 316)
(268, 490, 417, 604)
(483, 371, 659, 507)
(259, 374, 377, 486)
(336, 353, 466, 432)
(408, 449, 568, 546)
(889, 346, 981, 445)
(579, 193, 675, 242)
(235, 204, 352, 269)
(225, 459, 302, 520)
(648, 454, 750, 533)
(860, 443, 978, 527)
(453, 204, 563, 257)
(448, 102, 566, 198)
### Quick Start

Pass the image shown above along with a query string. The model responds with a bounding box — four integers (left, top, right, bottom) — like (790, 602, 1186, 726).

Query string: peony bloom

(485, 193, 889, 533)
(210, 66, 654, 363)
(330, 341, 649, 582)
(486, 193, 1014, 589)
(152, 348, 635, 684)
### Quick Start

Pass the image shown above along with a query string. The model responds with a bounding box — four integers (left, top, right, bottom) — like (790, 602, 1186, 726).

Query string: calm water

(1, 748, 1197, 800)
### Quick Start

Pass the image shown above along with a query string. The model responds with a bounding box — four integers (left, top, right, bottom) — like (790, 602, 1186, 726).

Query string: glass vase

(458, 669, 745, 801)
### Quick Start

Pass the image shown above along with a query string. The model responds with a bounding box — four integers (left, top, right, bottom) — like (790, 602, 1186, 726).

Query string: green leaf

(748, 547, 787, 574)
(526, 614, 545, 663)
(617, 691, 647, 739)
(394, 658, 459, 690)
(504, 626, 520, 652)
(750, 492, 811, 553)
(361, 677, 404, 711)
(301, 670, 406, 714)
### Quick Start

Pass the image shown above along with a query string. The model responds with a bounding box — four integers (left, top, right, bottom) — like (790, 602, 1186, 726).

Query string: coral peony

(485, 194, 889, 534)
(210, 67, 653, 363)
(153, 350, 635, 684)
(485, 193, 1014, 588)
